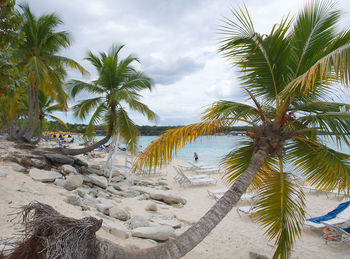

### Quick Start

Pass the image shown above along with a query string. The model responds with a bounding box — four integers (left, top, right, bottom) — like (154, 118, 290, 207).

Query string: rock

(12, 163, 27, 172)
(90, 164, 101, 170)
(63, 175, 83, 191)
(61, 164, 77, 175)
(79, 166, 93, 174)
(111, 175, 125, 183)
(66, 195, 82, 207)
(0, 170, 7, 177)
(30, 158, 47, 169)
(111, 184, 123, 191)
(131, 226, 175, 241)
(97, 203, 113, 215)
(95, 197, 114, 207)
(97, 190, 110, 199)
(106, 186, 120, 195)
(83, 194, 98, 208)
(249, 252, 269, 259)
(129, 215, 151, 229)
(110, 226, 129, 239)
(29, 168, 62, 182)
(44, 153, 74, 165)
(54, 178, 65, 187)
(74, 187, 89, 198)
(109, 206, 130, 221)
(72, 157, 88, 167)
(145, 202, 157, 212)
(150, 193, 186, 205)
(89, 174, 108, 189)
(89, 167, 104, 176)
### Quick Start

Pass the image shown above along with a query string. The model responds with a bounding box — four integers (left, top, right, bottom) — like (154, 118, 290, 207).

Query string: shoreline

(0, 138, 349, 258)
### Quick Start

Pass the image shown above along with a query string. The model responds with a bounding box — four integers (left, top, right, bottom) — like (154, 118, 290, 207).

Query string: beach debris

(0, 169, 7, 177)
(150, 193, 187, 205)
(44, 153, 75, 165)
(61, 164, 77, 175)
(66, 195, 82, 207)
(131, 225, 175, 241)
(88, 174, 108, 189)
(145, 202, 158, 212)
(63, 175, 83, 191)
(109, 206, 130, 221)
(29, 168, 62, 182)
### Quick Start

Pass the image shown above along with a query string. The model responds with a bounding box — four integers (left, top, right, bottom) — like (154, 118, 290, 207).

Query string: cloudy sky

(26, 0, 350, 126)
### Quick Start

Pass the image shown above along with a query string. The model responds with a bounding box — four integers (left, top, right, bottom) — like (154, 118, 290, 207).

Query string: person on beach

(194, 152, 198, 162)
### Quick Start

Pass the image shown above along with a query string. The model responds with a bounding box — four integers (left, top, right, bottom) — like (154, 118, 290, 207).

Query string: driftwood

(1, 202, 102, 259)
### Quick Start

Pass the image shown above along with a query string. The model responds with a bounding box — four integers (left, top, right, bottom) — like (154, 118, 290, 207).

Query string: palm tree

(126, 2, 350, 258)
(31, 90, 68, 144)
(62, 44, 157, 156)
(16, 3, 86, 142)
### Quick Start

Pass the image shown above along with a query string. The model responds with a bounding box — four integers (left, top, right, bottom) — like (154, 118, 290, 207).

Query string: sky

(26, 0, 350, 126)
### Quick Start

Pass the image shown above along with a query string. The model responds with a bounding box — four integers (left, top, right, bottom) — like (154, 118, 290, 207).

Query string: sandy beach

(0, 138, 349, 259)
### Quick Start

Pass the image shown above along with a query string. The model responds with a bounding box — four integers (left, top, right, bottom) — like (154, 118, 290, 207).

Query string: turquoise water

(95, 135, 350, 167)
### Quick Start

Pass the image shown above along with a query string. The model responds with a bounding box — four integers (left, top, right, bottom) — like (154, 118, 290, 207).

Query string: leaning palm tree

(62, 44, 157, 156)
(129, 2, 350, 258)
(16, 3, 86, 142)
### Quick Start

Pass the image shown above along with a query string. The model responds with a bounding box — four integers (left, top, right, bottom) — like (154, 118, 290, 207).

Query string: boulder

(129, 215, 151, 229)
(61, 164, 77, 175)
(29, 168, 62, 182)
(97, 190, 110, 199)
(66, 195, 82, 207)
(131, 226, 174, 241)
(110, 226, 129, 239)
(83, 194, 98, 208)
(72, 157, 88, 167)
(150, 193, 186, 205)
(63, 175, 83, 191)
(54, 178, 65, 187)
(12, 163, 27, 173)
(88, 174, 108, 189)
(0, 170, 7, 177)
(89, 167, 104, 176)
(74, 187, 89, 198)
(145, 202, 157, 212)
(79, 166, 93, 174)
(97, 203, 113, 215)
(30, 158, 47, 169)
(106, 186, 120, 195)
(109, 206, 130, 221)
(44, 153, 74, 165)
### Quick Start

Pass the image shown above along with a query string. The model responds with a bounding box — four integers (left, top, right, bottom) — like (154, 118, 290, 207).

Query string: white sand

(0, 138, 349, 258)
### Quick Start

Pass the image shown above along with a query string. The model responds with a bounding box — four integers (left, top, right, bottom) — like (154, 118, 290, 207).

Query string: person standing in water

(194, 152, 198, 162)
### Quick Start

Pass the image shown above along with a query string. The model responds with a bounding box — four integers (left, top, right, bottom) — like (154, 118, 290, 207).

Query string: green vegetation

(135, 2, 350, 258)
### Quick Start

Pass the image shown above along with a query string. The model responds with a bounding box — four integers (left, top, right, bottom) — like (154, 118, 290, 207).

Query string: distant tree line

(43, 120, 250, 136)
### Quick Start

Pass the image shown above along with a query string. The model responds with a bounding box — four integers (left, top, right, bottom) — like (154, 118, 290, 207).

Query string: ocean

(94, 135, 350, 167)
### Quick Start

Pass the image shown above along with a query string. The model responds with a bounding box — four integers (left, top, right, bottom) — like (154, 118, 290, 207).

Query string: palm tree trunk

(19, 85, 34, 138)
(95, 147, 269, 258)
(32, 117, 43, 145)
(24, 89, 40, 142)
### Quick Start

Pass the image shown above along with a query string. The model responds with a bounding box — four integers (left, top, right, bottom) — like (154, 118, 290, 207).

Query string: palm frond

(116, 107, 139, 153)
(48, 115, 68, 129)
(133, 119, 228, 172)
(84, 102, 107, 138)
(127, 99, 158, 122)
(220, 139, 278, 188)
(286, 138, 350, 194)
(72, 97, 103, 120)
(67, 80, 105, 99)
(254, 171, 306, 259)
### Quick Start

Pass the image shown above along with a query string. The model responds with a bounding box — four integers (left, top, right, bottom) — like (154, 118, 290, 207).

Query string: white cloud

(25, 0, 350, 126)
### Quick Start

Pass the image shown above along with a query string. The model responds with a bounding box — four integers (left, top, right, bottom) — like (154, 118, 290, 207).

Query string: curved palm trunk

(95, 148, 269, 258)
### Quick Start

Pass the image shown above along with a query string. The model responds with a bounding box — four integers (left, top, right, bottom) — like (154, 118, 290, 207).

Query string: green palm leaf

(254, 171, 306, 259)
(72, 97, 103, 120)
(286, 138, 350, 194)
(116, 107, 139, 153)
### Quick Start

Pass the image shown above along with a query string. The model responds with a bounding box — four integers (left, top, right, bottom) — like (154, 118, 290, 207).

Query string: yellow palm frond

(133, 119, 228, 173)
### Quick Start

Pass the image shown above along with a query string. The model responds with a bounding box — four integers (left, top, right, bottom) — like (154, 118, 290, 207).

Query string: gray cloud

(143, 56, 204, 85)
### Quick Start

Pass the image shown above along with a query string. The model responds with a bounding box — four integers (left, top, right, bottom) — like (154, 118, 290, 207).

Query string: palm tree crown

(67, 44, 157, 155)
(133, 2, 350, 258)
